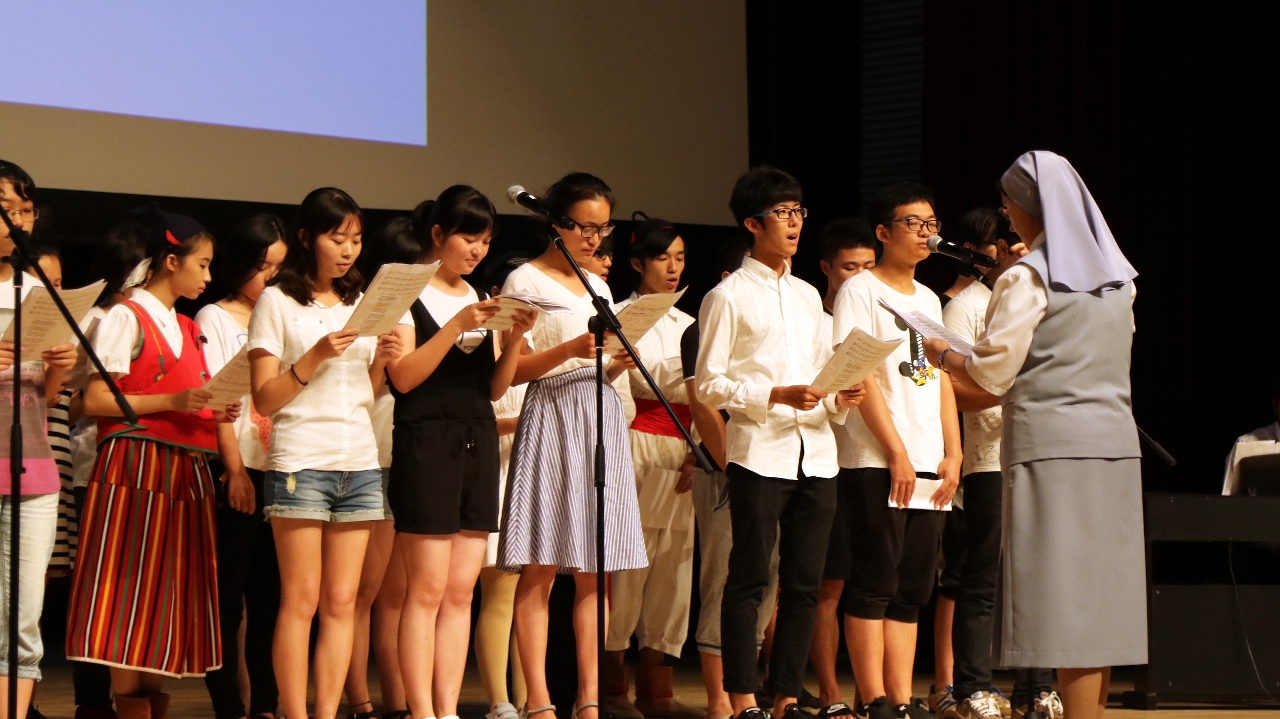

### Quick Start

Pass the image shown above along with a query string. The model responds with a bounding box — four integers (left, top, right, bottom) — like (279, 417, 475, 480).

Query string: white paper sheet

(482, 292, 576, 331)
(1, 280, 106, 354)
(890, 476, 951, 511)
(813, 327, 903, 393)
(604, 288, 686, 353)
(876, 298, 974, 355)
(203, 345, 251, 408)
(1222, 440, 1280, 495)
(343, 262, 439, 337)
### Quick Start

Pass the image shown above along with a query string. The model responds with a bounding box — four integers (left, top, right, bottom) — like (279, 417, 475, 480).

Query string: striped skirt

(66, 437, 221, 677)
(497, 366, 647, 574)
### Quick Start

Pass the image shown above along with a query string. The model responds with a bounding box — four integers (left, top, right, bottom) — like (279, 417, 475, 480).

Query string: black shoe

(780, 703, 815, 719)
(895, 698, 939, 719)
(797, 690, 823, 711)
(737, 708, 772, 719)
(817, 704, 855, 719)
(1018, 713, 1046, 719)
(864, 698, 897, 719)
(756, 686, 775, 710)
(26, 708, 49, 719)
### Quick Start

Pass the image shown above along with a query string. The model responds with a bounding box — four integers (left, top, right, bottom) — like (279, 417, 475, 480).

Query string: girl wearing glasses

(497, 172, 646, 719)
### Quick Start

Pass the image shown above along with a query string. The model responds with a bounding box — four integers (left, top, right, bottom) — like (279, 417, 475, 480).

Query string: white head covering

(1000, 150, 1137, 293)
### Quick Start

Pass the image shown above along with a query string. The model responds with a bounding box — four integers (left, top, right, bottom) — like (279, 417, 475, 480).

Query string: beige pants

(606, 430, 696, 656)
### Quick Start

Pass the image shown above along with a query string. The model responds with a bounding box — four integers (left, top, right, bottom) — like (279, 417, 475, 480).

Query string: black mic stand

(1, 210, 137, 718)
(548, 231, 713, 715)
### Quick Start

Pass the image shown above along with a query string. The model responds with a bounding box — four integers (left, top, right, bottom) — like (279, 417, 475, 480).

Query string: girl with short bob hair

(247, 187, 403, 719)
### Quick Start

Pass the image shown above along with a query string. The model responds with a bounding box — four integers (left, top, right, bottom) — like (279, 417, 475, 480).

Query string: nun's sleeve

(965, 265, 1047, 396)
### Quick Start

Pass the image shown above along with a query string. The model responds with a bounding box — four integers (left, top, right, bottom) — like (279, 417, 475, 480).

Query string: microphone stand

(548, 232, 712, 713)
(1, 211, 137, 718)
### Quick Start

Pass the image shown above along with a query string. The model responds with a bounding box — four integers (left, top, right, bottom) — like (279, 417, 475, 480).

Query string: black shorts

(388, 419, 500, 535)
(823, 469, 858, 580)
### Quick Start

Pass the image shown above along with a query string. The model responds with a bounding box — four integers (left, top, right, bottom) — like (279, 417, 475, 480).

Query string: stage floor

(26, 659, 1280, 719)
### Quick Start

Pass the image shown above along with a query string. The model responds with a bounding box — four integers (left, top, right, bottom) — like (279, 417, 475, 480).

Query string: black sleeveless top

(391, 296, 497, 423)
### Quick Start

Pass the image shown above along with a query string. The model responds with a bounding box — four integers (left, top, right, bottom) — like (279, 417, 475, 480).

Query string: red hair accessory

(165, 229, 181, 246)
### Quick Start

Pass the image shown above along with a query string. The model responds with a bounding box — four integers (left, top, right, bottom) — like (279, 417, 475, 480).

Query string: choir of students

(0, 153, 1139, 719)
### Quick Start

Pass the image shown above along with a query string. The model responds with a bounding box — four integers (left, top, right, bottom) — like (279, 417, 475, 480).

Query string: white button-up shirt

(695, 257, 846, 480)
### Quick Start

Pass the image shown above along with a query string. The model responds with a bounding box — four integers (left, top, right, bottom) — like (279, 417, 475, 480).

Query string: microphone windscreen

(927, 234, 944, 252)
(506, 185, 525, 204)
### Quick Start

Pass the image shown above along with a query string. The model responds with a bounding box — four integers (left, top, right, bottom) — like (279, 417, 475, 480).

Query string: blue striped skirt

(496, 366, 647, 573)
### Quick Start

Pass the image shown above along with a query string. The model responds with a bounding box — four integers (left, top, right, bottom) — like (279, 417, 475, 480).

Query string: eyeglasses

(891, 217, 941, 233)
(753, 207, 808, 221)
(4, 207, 39, 223)
(574, 221, 616, 239)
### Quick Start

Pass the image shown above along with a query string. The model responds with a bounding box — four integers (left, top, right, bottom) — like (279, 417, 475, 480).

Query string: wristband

(937, 349, 952, 374)
(289, 364, 309, 386)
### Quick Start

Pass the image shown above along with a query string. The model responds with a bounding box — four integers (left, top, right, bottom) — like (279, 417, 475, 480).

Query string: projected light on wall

(2, 1, 427, 146)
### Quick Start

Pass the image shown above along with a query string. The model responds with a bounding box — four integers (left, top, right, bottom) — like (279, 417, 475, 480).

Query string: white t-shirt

(69, 306, 106, 489)
(832, 270, 945, 473)
(417, 283, 485, 353)
(94, 289, 185, 373)
(246, 286, 382, 473)
(501, 263, 615, 378)
(942, 281, 1002, 476)
(195, 303, 270, 472)
(822, 309, 857, 463)
(371, 386, 394, 469)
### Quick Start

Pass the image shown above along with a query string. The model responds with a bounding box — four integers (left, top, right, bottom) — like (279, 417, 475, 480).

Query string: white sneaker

(489, 704, 520, 719)
(1033, 692, 1063, 719)
(956, 692, 1003, 719)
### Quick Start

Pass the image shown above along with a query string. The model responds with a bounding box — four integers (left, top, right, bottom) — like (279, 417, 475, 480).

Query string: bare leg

(514, 565, 559, 717)
(882, 619, 917, 706)
(272, 518, 325, 719)
(433, 531, 489, 717)
(375, 535, 409, 712)
(933, 596, 955, 689)
(1058, 667, 1109, 719)
(844, 615, 886, 704)
(477, 567, 521, 708)
(810, 579, 845, 705)
(346, 519, 397, 714)
(399, 533, 454, 719)
(573, 572, 605, 719)
(313, 522, 374, 719)
(0, 677, 35, 718)
(700, 652, 733, 719)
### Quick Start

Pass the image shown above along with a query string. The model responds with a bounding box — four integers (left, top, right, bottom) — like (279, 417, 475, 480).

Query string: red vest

(98, 300, 218, 453)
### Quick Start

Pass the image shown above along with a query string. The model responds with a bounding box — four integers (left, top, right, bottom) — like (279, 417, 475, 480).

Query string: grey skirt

(997, 457, 1148, 668)
(496, 366, 647, 574)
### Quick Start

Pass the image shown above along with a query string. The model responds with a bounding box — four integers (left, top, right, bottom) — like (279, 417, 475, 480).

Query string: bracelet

(937, 349, 952, 374)
(289, 364, 309, 386)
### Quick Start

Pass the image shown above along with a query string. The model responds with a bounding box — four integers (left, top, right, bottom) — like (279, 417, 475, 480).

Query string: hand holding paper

(813, 327, 903, 393)
(482, 292, 575, 331)
(344, 262, 439, 337)
(1, 280, 106, 354)
(876, 298, 973, 355)
(203, 346, 252, 408)
(604, 288, 686, 353)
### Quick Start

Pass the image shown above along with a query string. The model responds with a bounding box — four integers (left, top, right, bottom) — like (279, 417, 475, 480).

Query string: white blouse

(246, 286, 382, 473)
(501, 262, 617, 379)
(195, 303, 269, 472)
(93, 289, 184, 374)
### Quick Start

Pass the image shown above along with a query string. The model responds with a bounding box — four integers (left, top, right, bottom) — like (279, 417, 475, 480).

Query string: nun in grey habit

(924, 150, 1145, 719)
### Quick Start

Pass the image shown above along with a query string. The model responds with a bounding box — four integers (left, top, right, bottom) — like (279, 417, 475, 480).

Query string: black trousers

(721, 461, 835, 696)
(203, 468, 281, 719)
(840, 468, 943, 623)
(950, 471, 1003, 698)
(72, 486, 113, 709)
(1012, 668, 1054, 708)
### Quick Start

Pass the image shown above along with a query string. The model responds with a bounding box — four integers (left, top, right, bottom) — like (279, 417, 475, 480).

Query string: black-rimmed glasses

(753, 207, 808, 221)
(891, 217, 941, 233)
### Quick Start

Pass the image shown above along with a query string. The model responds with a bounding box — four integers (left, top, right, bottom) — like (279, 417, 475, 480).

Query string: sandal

(574, 702, 600, 719)
(382, 712, 413, 719)
(346, 700, 377, 719)
(521, 705, 558, 719)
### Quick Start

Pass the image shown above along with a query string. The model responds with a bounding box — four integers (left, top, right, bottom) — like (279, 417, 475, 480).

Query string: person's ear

(298, 229, 312, 250)
(431, 224, 446, 248)
(875, 224, 891, 244)
(721, 271, 731, 281)
(630, 257, 643, 274)
(165, 252, 182, 274)
(819, 259, 832, 278)
(744, 217, 763, 235)
(995, 239, 1010, 259)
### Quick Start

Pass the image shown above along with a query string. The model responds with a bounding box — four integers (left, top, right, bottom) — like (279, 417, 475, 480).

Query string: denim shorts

(263, 468, 385, 523)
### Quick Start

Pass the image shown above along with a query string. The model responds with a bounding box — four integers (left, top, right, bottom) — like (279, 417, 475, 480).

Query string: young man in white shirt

(811, 217, 878, 718)
(831, 183, 961, 719)
(696, 166, 863, 719)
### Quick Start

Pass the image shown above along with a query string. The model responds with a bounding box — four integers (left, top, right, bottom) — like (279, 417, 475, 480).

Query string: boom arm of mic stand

(0, 215, 139, 425)
(552, 237, 715, 473)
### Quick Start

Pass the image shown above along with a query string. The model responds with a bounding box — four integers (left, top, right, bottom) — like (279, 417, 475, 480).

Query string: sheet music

(890, 476, 952, 511)
(876, 298, 974, 355)
(1, 280, 106, 354)
(813, 327, 903, 393)
(203, 345, 251, 408)
(343, 262, 439, 337)
(604, 288, 686, 353)
(482, 292, 576, 331)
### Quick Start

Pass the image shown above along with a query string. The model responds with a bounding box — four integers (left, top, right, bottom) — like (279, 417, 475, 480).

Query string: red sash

(630, 398, 691, 438)
(98, 301, 218, 453)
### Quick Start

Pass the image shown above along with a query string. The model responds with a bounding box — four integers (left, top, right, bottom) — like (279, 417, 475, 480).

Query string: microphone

(927, 234, 997, 269)
(507, 185, 576, 230)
